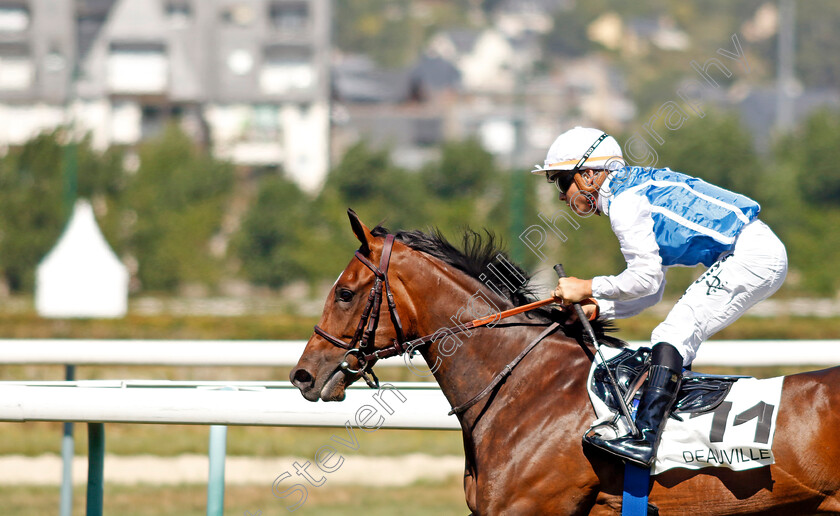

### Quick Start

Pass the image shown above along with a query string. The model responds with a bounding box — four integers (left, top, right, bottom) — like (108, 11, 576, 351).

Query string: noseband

(313, 234, 405, 388)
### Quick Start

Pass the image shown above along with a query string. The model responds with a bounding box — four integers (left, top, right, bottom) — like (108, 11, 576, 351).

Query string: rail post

(206, 425, 228, 516)
(206, 386, 234, 516)
(59, 365, 75, 516)
(86, 422, 105, 516)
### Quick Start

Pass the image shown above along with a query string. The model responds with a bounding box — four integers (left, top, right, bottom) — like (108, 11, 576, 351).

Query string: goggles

(546, 171, 575, 194)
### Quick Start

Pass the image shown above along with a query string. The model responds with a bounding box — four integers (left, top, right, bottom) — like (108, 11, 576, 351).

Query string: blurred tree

(543, 8, 598, 59)
(420, 139, 552, 273)
(0, 132, 67, 291)
(480, 0, 505, 14)
(485, 171, 542, 268)
(779, 110, 840, 207)
(235, 175, 327, 287)
(779, 207, 840, 296)
(319, 140, 430, 232)
(794, 1, 840, 89)
(651, 111, 762, 199)
(772, 109, 840, 295)
(421, 138, 500, 236)
(69, 134, 126, 200)
(334, 0, 418, 67)
(0, 130, 125, 292)
(297, 139, 530, 288)
(75, 136, 127, 246)
(122, 124, 234, 291)
(426, 138, 493, 198)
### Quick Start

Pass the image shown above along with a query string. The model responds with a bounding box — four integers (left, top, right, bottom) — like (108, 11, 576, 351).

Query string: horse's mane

(370, 225, 623, 346)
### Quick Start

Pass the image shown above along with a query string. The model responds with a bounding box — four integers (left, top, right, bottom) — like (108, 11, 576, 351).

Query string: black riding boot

(584, 342, 683, 468)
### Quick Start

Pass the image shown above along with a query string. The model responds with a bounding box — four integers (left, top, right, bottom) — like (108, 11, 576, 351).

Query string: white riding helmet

(531, 126, 623, 174)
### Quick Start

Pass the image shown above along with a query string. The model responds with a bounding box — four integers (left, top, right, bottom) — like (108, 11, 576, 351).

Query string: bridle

(314, 232, 492, 389)
(312, 233, 571, 415)
(313, 234, 406, 389)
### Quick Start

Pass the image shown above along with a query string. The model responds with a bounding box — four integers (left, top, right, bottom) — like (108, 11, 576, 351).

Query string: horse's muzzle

(290, 366, 321, 401)
(290, 361, 351, 402)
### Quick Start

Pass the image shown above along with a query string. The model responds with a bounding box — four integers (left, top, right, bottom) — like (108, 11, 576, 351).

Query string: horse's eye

(337, 288, 355, 303)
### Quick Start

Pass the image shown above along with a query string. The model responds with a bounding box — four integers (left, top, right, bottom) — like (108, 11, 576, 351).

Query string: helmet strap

(571, 133, 609, 193)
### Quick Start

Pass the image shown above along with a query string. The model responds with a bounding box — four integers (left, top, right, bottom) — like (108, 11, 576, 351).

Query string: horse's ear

(347, 208, 374, 255)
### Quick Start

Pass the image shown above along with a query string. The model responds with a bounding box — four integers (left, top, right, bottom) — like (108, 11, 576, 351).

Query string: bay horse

(290, 210, 840, 515)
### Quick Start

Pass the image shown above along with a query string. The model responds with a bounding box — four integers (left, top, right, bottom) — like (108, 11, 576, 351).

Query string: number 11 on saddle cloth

(585, 346, 783, 475)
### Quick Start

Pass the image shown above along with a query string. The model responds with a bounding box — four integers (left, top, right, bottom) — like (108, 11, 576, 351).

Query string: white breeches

(651, 220, 788, 366)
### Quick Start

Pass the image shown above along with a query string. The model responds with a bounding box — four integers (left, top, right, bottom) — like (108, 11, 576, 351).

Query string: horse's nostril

(292, 368, 313, 386)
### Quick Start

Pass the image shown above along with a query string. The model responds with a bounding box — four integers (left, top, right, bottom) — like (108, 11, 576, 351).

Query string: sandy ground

(0, 453, 465, 486)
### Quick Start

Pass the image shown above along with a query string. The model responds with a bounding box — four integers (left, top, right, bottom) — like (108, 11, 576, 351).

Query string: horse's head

(290, 209, 414, 401)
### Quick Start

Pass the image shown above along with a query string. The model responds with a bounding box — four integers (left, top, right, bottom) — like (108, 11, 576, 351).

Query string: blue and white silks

(604, 167, 760, 268)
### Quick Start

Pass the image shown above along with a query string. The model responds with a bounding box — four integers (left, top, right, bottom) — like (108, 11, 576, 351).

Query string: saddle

(592, 347, 748, 416)
(588, 347, 783, 476)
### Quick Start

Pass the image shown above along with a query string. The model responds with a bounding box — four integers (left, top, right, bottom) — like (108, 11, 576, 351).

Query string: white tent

(35, 200, 129, 318)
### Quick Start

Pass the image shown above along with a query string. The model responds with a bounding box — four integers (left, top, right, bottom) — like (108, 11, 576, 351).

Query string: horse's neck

(403, 258, 591, 427)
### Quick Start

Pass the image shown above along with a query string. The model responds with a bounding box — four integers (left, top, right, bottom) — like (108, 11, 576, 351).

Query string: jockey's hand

(563, 299, 599, 324)
(552, 277, 593, 304)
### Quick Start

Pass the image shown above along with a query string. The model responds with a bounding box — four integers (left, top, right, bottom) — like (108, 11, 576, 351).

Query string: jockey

(534, 126, 788, 468)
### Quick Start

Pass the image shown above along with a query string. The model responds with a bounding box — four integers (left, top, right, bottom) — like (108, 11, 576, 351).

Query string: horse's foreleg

(464, 465, 478, 514)
(588, 491, 622, 515)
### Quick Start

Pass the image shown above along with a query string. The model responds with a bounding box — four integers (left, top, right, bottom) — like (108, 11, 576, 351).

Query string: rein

(313, 233, 567, 414)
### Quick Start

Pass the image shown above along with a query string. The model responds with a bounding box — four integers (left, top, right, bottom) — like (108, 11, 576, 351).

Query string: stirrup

(591, 437, 655, 468)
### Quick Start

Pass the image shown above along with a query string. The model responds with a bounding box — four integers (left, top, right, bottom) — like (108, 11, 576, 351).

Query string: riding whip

(554, 264, 640, 437)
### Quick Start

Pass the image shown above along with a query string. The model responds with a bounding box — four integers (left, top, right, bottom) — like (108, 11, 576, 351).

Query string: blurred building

(330, 25, 636, 173)
(0, 0, 331, 192)
(588, 12, 690, 56)
(491, 0, 570, 38)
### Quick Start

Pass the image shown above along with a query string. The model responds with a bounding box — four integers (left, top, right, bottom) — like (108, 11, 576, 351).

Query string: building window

(413, 118, 442, 147)
(0, 42, 32, 90)
(269, 1, 308, 31)
(141, 104, 166, 139)
(77, 0, 117, 61)
(44, 48, 67, 72)
(0, 6, 28, 33)
(249, 104, 281, 140)
(227, 49, 254, 76)
(166, 1, 192, 28)
(107, 42, 168, 94)
(220, 4, 255, 26)
(260, 45, 314, 95)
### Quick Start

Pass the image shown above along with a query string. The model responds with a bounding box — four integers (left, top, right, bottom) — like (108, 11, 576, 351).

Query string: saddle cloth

(586, 346, 784, 475)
